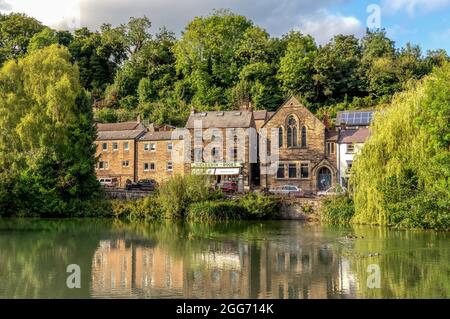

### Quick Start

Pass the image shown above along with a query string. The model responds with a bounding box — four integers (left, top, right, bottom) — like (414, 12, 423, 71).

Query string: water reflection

(0, 219, 448, 299)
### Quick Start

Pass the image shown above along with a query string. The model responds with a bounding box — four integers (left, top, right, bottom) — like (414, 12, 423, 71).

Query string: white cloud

(1, 0, 351, 37)
(382, 0, 450, 17)
(294, 10, 364, 45)
(0, 0, 11, 11)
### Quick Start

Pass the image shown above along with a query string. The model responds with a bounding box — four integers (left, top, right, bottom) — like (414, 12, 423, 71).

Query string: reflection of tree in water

(349, 226, 450, 298)
(0, 219, 112, 298)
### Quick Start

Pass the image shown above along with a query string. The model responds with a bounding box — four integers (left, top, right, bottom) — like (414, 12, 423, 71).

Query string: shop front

(191, 162, 244, 192)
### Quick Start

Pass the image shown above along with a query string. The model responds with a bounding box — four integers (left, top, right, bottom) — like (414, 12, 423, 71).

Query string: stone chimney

(323, 113, 330, 129)
(191, 105, 196, 114)
(137, 114, 142, 123)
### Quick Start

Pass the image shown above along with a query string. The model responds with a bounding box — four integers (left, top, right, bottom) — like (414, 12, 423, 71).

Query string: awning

(215, 168, 240, 175)
(192, 168, 216, 175)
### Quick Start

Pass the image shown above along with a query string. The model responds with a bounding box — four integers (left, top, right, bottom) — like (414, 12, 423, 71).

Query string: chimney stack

(323, 113, 330, 129)
(137, 114, 142, 123)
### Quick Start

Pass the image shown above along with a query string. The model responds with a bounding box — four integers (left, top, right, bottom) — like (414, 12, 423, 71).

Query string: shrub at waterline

(111, 196, 162, 221)
(321, 196, 355, 225)
(187, 193, 281, 222)
(351, 63, 450, 230)
(157, 174, 222, 219)
(112, 183, 281, 222)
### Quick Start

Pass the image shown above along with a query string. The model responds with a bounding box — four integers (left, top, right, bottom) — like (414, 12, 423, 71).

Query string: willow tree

(0, 44, 102, 216)
(351, 63, 450, 229)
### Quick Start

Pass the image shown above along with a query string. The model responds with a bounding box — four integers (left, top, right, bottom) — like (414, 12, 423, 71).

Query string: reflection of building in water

(91, 229, 358, 298)
(91, 239, 185, 298)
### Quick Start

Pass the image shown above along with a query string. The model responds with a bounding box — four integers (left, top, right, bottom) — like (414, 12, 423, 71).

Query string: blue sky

(1, 0, 449, 53)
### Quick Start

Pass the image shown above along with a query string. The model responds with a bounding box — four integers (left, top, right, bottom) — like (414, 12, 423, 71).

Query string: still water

(0, 219, 448, 299)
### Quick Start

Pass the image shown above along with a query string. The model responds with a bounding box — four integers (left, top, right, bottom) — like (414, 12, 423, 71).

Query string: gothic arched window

(278, 127, 283, 147)
(301, 126, 307, 148)
(287, 115, 297, 147)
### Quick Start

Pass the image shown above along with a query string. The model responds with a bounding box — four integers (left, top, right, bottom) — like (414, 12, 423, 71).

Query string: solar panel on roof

(337, 110, 375, 126)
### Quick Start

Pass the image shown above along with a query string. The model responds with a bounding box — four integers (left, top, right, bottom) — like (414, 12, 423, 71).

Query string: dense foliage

(351, 63, 450, 230)
(321, 196, 355, 225)
(0, 45, 105, 216)
(1, 11, 448, 126)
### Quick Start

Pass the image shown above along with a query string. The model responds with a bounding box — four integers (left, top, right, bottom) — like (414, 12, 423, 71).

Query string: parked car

(220, 181, 238, 193)
(98, 177, 119, 188)
(317, 185, 347, 196)
(269, 185, 305, 198)
(126, 179, 158, 191)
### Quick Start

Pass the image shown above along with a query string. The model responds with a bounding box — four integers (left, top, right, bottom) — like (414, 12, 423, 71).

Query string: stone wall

(279, 197, 323, 221)
(95, 139, 137, 187)
(260, 97, 337, 193)
(136, 139, 185, 184)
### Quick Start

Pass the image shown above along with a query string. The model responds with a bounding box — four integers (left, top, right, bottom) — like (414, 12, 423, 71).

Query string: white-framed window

(347, 144, 355, 153)
(102, 143, 108, 151)
(144, 143, 156, 152)
(122, 160, 129, 168)
(167, 142, 173, 151)
(167, 161, 173, 171)
(144, 163, 155, 171)
(123, 142, 129, 151)
(98, 161, 108, 170)
(112, 142, 118, 151)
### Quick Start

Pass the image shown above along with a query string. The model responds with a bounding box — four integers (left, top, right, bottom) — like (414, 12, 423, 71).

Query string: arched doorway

(318, 167, 332, 191)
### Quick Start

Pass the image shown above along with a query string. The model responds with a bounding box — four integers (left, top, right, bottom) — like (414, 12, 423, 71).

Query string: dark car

(220, 181, 238, 193)
(126, 179, 158, 191)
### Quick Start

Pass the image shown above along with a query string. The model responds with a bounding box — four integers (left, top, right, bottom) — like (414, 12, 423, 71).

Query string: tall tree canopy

(351, 63, 450, 229)
(0, 45, 102, 215)
(0, 13, 44, 65)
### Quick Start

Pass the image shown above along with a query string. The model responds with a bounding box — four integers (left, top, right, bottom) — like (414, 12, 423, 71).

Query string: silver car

(269, 185, 305, 197)
(317, 185, 347, 196)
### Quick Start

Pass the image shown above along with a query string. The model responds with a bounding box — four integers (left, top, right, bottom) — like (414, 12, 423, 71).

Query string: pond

(0, 219, 448, 298)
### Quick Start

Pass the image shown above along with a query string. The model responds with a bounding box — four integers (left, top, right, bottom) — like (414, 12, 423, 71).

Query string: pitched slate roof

(325, 130, 339, 142)
(97, 121, 146, 131)
(140, 130, 184, 141)
(253, 110, 268, 120)
(96, 129, 146, 141)
(338, 128, 371, 144)
(185, 111, 253, 129)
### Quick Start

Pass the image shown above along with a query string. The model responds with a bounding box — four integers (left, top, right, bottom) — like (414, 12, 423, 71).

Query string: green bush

(321, 196, 355, 225)
(158, 174, 219, 219)
(187, 194, 281, 222)
(187, 201, 247, 222)
(111, 196, 162, 221)
(239, 193, 281, 219)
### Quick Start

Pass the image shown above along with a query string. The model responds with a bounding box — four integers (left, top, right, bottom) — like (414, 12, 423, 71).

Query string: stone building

(95, 121, 147, 187)
(260, 97, 337, 193)
(136, 130, 185, 185)
(184, 109, 257, 190)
